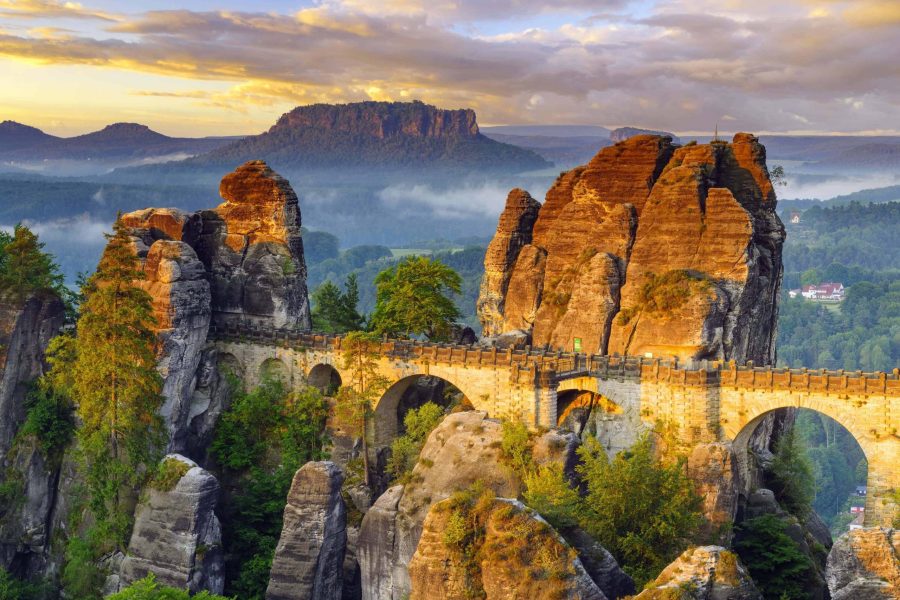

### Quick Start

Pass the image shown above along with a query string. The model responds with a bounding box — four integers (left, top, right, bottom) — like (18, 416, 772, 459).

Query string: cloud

(0, 0, 898, 133)
(0, 0, 118, 21)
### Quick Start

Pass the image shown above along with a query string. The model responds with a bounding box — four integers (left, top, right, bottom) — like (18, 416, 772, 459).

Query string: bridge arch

(726, 396, 897, 526)
(216, 351, 243, 381)
(259, 357, 290, 384)
(372, 374, 469, 451)
(555, 376, 645, 456)
(308, 363, 342, 395)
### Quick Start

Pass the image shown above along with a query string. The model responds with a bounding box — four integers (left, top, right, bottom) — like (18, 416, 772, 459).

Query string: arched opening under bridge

(259, 357, 290, 384)
(556, 387, 640, 457)
(372, 374, 468, 451)
(733, 407, 869, 535)
(308, 363, 342, 395)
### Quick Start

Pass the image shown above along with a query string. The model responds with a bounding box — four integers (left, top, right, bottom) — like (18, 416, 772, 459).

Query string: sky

(0, 0, 899, 137)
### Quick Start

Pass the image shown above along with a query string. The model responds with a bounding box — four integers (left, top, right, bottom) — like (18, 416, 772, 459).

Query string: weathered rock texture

(409, 498, 606, 600)
(477, 134, 784, 364)
(826, 527, 900, 599)
(358, 411, 580, 600)
(0, 292, 66, 456)
(122, 160, 311, 332)
(267, 461, 347, 600)
(117, 454, 224, 594)
(688, 442, 739, 544)
(120, 161, 311, 454)
(0, 292, 66, 576)
(634, 546, 761, 599)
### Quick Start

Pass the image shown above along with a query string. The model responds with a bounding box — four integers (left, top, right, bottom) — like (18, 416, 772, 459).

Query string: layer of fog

(1, 216, 110, 283)
(377, 180, 552, 220)
(0, 153, 197, 177)
(780, 170, 900, 201)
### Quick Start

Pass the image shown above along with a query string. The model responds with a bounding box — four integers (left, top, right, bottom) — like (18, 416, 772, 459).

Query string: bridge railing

(208, 323, 899, 393)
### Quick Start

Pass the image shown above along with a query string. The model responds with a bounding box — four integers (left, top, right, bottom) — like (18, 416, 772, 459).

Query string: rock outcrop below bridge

(478, 134, 785, 364)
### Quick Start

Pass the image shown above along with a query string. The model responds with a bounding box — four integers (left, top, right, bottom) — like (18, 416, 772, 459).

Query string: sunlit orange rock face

(477, 133, 784, 363)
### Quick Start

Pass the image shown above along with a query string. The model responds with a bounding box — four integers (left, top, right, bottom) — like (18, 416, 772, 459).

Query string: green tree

(311, 273, 364, 333)
(573, 435, 702, 586)
(799, 268, 821, 287)
(385, 402, 445, 483)
(369, 256, 462, 341)
(70, 217, 164, 549)
(770, 427, 815, 519)
(733, 514, 815, 600)
(108, 573, 230, 599)
(0, 224, 65, 301)
(212, 378, 328, 599)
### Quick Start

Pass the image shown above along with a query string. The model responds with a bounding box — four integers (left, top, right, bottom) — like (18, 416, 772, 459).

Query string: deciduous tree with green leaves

(369, 256, 462, 341)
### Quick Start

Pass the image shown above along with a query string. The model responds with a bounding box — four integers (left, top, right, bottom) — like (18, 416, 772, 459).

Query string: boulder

(634, 546, 761, 599)
(117, 454, 224, 594)
(134, 240, 211, 453)
(561, 527, 635, 599)
(409, 497, 607, 600)
(358, 412, 578, 599)
(267, 461, 347, 600)
(478, 189, 541, 337)
(826, 527, 900, 599)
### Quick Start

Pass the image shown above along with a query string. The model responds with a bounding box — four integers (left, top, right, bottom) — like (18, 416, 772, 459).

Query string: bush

(386, 402, 445, 483)
(522, 463, 580, 530)
(499, 420, 533, 478)
(108, 573, 230, 599)
(0, 567, 49, 600)
(733, 514, 815, 600)
(19, 379, 74, 464)
(574, 435, 702, 587)
(152, 457, 190, 492)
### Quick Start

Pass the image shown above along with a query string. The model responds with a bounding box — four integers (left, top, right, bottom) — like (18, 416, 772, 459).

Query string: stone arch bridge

(211, 323, 900, 526)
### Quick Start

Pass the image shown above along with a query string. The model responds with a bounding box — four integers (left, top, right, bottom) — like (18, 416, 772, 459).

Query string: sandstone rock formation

(119, 160, 312, 455)
(193, 160, 311, 329)
(477, 134, 784, 364)
(116, 454, 224, 594)
(358, 411, 582, 600)
(409, 498, 607, 600)
(633, 546, 761, 599)
(267, 461, 347, 600)
(561, 528, 635, 599)
(0, 292, 66, 575)
(688, 442, 739, 544)
(0, 292, 66, 456)
(826, 527, 900, 599)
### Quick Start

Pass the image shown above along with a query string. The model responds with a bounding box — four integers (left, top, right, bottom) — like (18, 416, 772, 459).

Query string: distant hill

(481, 132, 609, 167)
(610, 126, 681, 144)
(0, 121, 235, 161)
(190, 101, 549, 172)
(481, 125, 611, 138)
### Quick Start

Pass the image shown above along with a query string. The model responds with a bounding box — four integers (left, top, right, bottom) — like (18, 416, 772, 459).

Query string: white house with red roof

(800, 282, 845, 302)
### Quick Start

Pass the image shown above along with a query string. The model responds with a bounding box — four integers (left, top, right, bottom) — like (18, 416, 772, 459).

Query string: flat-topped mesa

(477, 133, 784, 364)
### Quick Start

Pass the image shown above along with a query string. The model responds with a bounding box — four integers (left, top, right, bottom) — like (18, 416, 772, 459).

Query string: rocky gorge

(0, 136, 895, 599)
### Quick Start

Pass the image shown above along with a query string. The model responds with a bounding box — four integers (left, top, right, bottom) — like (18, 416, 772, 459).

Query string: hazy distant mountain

(189, 101, 549, 172)
(0, 121, 235, 161)
(0, 120, 59, 151)
(609, 126, 681, 144)
(481, 125, 611, 138)
(481, 131, 610, 167)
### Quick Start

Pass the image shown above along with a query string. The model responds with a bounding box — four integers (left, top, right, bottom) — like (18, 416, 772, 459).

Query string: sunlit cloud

(0, 0, 898, 135)
(0, 0, 118, 21)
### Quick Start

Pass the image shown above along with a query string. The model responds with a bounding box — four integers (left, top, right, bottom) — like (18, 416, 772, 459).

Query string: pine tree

(72, 217, 163, 544)
(311, 273, 364, 333)
(0, 224, 64, 301)
(334, 331, 389, 487)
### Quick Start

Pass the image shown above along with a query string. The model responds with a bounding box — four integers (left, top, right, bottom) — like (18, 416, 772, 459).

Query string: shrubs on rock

(386, 402, 445, 484)
(769, 428, 816, 519)
(108, 573, 229, 599)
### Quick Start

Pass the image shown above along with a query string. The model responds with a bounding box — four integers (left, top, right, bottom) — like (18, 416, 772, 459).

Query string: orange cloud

(0, 0, 119, 21)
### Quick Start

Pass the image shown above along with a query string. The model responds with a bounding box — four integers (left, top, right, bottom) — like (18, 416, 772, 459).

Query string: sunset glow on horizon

(2, 0, 900, 137)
